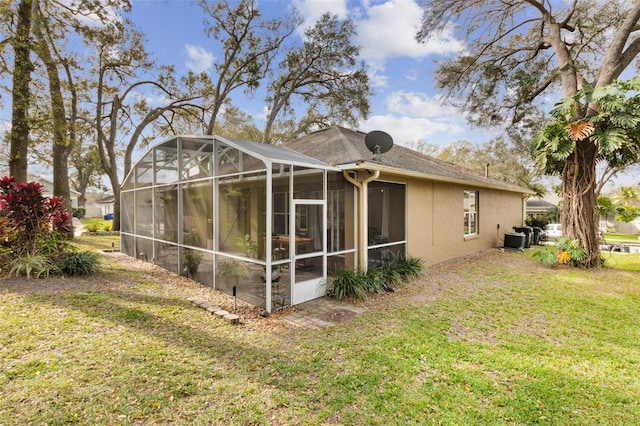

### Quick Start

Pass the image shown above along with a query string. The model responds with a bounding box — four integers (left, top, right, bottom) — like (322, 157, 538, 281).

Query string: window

(464, 190, 478, 236)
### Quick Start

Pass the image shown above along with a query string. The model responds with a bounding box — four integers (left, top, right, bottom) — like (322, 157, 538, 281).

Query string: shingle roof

(526, 198, 556, 209)
(283, 125, 532, 194)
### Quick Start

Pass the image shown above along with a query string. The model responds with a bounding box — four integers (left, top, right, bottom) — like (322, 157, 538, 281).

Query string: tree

(612, 185, 640, 207)
(214, 106, 263, 141)
(70, 140, 104, 208)
(31, 2, 73, 209)
(532, 78, 640, 263)
(417, 1, 640, 267)
(3, 0, 130, 206)
(609, 185, 640, 225)
(438, 137, 546, 196)
(597, 195, 616, 229)
(8, 0, 34, 183)
(615, 205, 640, 224)
(199, 0, 295, 135)
(261, 13, 370, 144)
(91, 19, 207, 231)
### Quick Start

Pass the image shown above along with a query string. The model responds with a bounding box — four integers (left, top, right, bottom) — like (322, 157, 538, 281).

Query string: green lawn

(1, 241, 639, 425)
(603, 251, 640, 272)
(80, 217, 113, 232)
(604, 233, 640, 243)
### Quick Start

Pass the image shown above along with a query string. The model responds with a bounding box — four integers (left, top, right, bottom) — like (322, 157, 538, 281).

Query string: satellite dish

(365, 130, 393, 161)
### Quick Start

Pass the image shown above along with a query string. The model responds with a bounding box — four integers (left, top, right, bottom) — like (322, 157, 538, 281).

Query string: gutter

(343, 169, 380, 269)
(339, 161, 534, 195)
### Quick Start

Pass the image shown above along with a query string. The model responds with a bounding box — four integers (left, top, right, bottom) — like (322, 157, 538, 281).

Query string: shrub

(327, 268, 369, 300)
(392, 255, 424, 278)
(73, 207, 86, 219)
(364, 267, 391, 293)
(56, 251, 99, 275)
(0, 176, 74, 253)
(85, 223, 101, 232)
(328, 255, 424, 300)
(533, 237, 587, 266)
(9, 253, 60, 279)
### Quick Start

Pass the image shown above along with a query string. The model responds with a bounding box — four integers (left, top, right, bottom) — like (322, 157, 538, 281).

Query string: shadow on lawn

(2, 280, 297, 390)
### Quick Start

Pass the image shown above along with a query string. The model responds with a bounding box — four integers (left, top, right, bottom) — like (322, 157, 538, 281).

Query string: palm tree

(612, 186, 640, 207)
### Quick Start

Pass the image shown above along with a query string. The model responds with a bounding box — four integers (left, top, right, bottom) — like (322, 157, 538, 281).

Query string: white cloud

(185, 44, 214, 73)
(358, 89, 476, 145)
(355, 0, 464, 65)
(385, 90, 456, 118)
(404, 69, 419, 81)
(293, 0, 348, 31)
(131, 90, 170, 107)
(360, 114, 465, 146)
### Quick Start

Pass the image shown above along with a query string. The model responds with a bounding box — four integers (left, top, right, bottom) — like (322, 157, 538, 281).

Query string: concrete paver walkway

(282, 297, 367, 330)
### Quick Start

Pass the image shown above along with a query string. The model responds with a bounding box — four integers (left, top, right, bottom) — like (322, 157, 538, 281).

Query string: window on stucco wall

(464, 190, 478, 237)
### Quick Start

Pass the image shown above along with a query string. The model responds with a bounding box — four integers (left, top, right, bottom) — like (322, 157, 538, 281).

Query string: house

(120, 126, 533, 312)
(30, 175, 80, 209)
(84, 192, 115, 218)
(526, 196, 559, 221)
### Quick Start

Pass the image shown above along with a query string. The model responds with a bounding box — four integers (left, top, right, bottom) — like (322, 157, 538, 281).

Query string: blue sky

(128, 0, 500, 149)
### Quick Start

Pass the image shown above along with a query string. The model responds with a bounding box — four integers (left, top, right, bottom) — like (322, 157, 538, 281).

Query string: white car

(544, 223, 562, 240)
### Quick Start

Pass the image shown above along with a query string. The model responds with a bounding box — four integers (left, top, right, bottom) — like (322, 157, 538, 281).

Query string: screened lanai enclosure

(120, 135, 372, 312)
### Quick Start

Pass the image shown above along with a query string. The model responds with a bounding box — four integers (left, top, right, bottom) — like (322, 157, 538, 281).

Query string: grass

(1, 239, 640, 424)
(603, 251, 640, 272)
(604, 233, 640, 243)
(73, 233, 121, 251)
(80, 217, 114, 232)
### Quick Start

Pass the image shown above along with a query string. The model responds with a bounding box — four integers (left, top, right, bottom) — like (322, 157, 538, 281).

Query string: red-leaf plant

(0, 176, 74, 254)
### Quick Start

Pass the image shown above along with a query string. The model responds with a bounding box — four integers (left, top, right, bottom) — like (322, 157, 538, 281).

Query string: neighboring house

(30, 175, 80, 209)
(84, 192, 115, 218)
(120, 126, 533, 312)
(526, 197, 559, 221)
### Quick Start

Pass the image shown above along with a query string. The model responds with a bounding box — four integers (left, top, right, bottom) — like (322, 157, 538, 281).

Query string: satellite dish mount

(365, 130, 394, 161)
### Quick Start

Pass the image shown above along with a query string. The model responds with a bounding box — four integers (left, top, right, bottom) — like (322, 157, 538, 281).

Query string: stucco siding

(406, 179, 525, 266)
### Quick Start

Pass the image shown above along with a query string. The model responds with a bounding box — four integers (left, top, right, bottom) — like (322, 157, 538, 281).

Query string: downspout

(343, 169, 380, 269)
(522, 194, 530, 226)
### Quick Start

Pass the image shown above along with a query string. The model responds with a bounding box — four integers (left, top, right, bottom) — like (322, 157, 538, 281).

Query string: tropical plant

(55, 251, 99, 275)
(327, 268, 369, 300)
(597, 196, 617, 220)
(215, 259, 250, 285)
(9, 253, 60, 279)
(235, 234, 257, 258)
(183, 248, 204, 274)
(328, 256, 424, 300)
(0, 177, 74, 254)
(533, 237, 587, 267)
(616, 205, 640, 224)
(532, 78, 640, 266)
(612, 185, 640, 207)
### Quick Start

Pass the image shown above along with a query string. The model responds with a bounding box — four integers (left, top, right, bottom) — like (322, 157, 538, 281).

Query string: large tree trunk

(53, 143, 72, 210)
(561, 140, 601, 267)
(9, 0, 34, 183)
(111, 182, 121, 233)
(35, 30, 73, 211)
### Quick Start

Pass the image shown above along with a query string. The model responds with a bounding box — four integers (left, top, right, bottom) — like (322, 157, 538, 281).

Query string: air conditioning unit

(504, 232, 526, 251)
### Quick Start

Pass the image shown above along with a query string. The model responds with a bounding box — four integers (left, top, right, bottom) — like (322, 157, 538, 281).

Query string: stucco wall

(404, 177, 526, 266)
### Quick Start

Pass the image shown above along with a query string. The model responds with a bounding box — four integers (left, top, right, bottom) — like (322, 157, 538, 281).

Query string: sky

(126, 0, 500, 152)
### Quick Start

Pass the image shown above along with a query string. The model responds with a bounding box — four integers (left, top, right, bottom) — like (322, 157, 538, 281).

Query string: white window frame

(464, 190, 478, 237)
